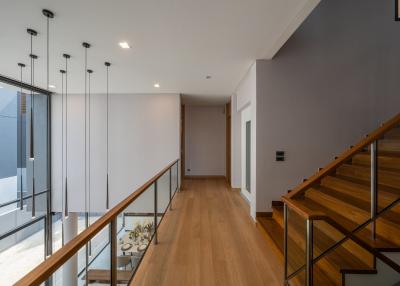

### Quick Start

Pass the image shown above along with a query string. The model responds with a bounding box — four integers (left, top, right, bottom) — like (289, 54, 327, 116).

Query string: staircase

(257, 115, 400, 286)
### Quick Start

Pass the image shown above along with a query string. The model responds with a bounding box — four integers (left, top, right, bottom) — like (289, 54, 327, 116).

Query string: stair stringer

(344, 256, 400, 286)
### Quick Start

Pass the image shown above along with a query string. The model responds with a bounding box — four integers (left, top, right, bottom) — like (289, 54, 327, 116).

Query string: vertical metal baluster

(283, 204, 288, 286)
(306, 219, 313, 286)
(169, 168, 172, 211)
(110, 219, 117, 286)
(154, 181, 158, 244)
(371, 141, 378, 240)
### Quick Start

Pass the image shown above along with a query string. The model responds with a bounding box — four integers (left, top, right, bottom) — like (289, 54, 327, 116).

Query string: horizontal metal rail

(0, 215, 46, 241)
(0, 189, 49, 209)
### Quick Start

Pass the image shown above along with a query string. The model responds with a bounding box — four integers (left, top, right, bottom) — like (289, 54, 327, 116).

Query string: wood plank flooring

(131, 179, 282, 286)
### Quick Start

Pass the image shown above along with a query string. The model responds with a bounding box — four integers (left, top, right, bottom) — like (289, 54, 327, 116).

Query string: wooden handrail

(282, 196, 326, 220)
(14, 159, 179, 286)
(286, 113, 400, 199)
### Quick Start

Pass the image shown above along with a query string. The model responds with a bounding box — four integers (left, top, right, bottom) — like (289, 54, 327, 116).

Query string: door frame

(226, 101, 231, 186)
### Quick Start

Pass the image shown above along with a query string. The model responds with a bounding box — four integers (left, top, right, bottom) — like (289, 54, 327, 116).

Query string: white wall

(51, 93, 180, 212)
(240, 106, 251, 203)
(236, 63, 256, 111)
(184, 105, 226, 176)
(230, 94, 241, 189)
(234, 63, 257, 220)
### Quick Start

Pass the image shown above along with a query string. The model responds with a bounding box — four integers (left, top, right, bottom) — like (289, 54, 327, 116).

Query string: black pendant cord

(105, 62, 111, 210)
(60, 70, 65, 218)
(82, 42, 90, 222)
(63, 54, 70, 219)
(87, 69, 93, 220)
(27, 28, 37, 218)
(87, 69, 93, 258)
(42, 9, 54, 89)
(18, 63, 26, 211)
(60, 69, 65, 245)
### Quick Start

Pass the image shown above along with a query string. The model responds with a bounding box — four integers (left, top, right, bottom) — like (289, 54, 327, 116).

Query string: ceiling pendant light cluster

(14, 9, 114, 224)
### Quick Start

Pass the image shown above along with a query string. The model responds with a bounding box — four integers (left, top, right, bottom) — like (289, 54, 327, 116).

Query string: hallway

(132, 178, 282, 286)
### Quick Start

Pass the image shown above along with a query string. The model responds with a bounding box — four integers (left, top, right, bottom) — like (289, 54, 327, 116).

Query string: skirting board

(184, 175, 226, 180)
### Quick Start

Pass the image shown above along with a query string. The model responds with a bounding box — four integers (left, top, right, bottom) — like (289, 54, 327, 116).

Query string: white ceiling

(0, 0, 316, 97)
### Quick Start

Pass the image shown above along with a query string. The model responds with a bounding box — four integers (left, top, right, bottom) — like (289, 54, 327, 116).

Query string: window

(0, 80, 50, 284)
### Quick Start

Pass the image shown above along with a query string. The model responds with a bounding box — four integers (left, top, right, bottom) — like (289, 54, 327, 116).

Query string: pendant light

(87, 68, 93, 219)
(18, 63, 26, 211)
(87, 68, 93, 259)
(82, 42, 90, 221)
(63, 54, 70, 219)
(82, 43, 91, 275)
(27, 28, 38, 218)
(105, 62, 111, 210)
(60, 69, 66, 245)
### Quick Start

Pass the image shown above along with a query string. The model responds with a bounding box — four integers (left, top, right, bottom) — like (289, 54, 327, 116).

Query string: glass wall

(0, 80, 50, 285)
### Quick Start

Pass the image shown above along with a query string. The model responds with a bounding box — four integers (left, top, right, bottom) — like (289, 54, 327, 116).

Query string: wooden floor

(131, 178, 283, 286)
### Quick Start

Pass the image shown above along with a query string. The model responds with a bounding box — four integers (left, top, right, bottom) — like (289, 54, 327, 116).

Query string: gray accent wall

(255, 0, 400, 211)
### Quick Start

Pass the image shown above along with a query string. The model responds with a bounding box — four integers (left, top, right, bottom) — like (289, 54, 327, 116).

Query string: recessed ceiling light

(119, 42, 130, 49)
(48, 84, 56, 89)
(154, 83, 160, 88)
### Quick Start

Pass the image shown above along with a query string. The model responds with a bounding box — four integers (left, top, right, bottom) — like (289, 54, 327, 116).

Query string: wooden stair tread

(292, 197, 398, 247)
(334, 174, 400, 198)
(352, 152, 400, 171)
(285, 203, 374, 283)
(305, 187, 370, 225)
(257, 216, 306, 275)
(257, 217, 336, 286)
(337, 164, 400, 190)
(316, 181, 400, 225)
(322, 176, 400, 209)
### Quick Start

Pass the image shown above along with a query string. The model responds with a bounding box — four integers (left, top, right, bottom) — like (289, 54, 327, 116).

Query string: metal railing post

(169, 168, 172, 211)
(306, 219, 313, 286)
(154, 181, 158, 244)
(283, 204, 288, 286)
(110, 218, 117, 286)
(371, 141, 378, 240)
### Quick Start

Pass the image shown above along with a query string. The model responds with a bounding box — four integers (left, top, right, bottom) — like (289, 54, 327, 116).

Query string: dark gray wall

(255, 0, 400, 211)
